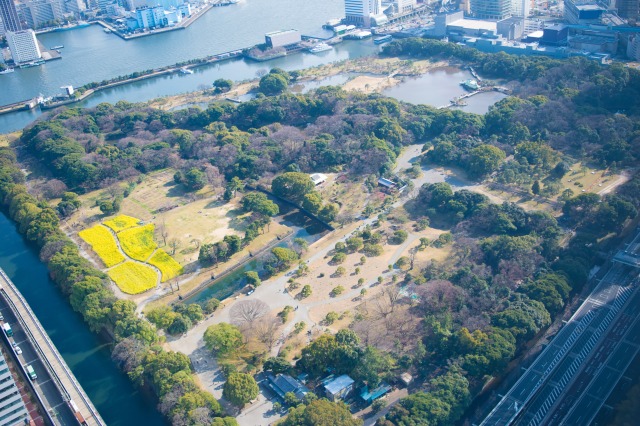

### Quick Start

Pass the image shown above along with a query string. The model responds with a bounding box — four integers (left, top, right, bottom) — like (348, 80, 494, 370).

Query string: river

(0, 213, 166, 425)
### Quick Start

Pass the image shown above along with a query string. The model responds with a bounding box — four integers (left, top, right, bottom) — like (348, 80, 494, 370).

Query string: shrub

(325, 311, 339, 325)
(300, 285, 312, 298)
(330, 286, 345, 297)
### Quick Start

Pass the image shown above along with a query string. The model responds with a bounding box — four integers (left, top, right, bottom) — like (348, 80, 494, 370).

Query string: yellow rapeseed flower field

(78, 225, 125, 267)
(108, 261, 157, 294)
(118, 224, 157, 261)
(148, 249, 184, 282)
(103, 214, 142, 233)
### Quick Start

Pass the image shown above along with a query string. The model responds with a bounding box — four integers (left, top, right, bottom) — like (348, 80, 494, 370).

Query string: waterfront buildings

(6, 29, 41, 63)
(0, 0, 21, 32)
(344, 0, 383, 27)
(16, 0, 66, 29)
(471, 0, 512, 19)
(265, 29, 301, 48)
(0, 351, 30, 425)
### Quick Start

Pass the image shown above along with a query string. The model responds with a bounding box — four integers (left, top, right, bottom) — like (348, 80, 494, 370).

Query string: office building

(563, 0, 605, 24)
(0, 0, 21, 32)
(471, 0, 512, 19)
(345, 0, 382, 27)
(135, 5, 164, 28)
(627, 33, 640, 59)
(0, 351, 29, 425)
(395, 0, 416, 13)
(511, 0, 530, 16)
(616, 0, 638, 20)
(7, 28, 41, 62)
(16, 0, 65, 29)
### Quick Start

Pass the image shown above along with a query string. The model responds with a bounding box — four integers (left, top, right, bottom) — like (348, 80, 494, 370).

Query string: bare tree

(169, 238, 180, 255)
(158, 219, 169, 246)
(371, 286, 403, 319)
(254, 316, 281, 351)
(229, 299, 269, 328)
(191, 239, 201, 249)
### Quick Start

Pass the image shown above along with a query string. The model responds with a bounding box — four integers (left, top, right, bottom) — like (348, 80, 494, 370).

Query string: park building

(6, 29, 41, 63)
(0, 351, 29, 425)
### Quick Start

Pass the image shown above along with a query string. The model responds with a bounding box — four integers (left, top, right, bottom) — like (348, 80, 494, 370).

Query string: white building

(511, 0, 530, 17)
(344, 0, 382, 27)
(395, 0, 416, 13)
(135, 5, 165, 28)
(7, 29, 42, 63)
(265, 29, 301, 48)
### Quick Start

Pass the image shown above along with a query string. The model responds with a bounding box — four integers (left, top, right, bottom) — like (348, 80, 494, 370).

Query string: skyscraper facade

(0, 0, 21, 32)
(471, 0, 512, 19)
(7, 29, 41, 63)
(344, 0, 382, 27)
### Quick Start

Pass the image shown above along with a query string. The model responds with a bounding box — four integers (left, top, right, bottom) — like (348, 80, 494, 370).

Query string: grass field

(78, 225, 125, 267)
(103, 215, 142, 233)
(148, 249, 184, 282)
(107, 261, 157, 294)
(118, 224, 157, 261)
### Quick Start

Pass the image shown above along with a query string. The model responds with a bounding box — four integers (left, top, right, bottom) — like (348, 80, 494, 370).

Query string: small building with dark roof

(266, 374, 310, 401)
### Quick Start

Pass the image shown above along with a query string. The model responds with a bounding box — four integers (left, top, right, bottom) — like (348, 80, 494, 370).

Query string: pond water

(382, 66, 507, 114)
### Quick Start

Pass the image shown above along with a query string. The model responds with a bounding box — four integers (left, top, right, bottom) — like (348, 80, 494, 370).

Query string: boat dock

(438, 86, 511, 109)
(0, 98, 39, 116)
(0, 268, 105, 426)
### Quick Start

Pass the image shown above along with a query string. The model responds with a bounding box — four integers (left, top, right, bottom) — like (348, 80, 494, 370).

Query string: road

(0, 270, 105, 426)
(480, 228, 640, 426)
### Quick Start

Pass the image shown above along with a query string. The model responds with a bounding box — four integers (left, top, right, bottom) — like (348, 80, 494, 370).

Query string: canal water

(0, 213, 167, 426)
(0, 0, 346, 106)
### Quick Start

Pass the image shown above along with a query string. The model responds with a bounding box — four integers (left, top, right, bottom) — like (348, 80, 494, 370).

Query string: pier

(438, 86, 511, 109)
(0, 268, 105, 426)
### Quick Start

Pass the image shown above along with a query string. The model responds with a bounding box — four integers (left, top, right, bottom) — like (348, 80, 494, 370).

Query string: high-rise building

(16, 0, 65, 29)
(0, 351, 29, 425)
(344, 0, 382, 27)
(0, 0, 22, 32)
(395, 0, 416, 13)
(471, 0, 512, 19)
(617, 0, 638, 20)
(511, 0, 530, 16)
(7, 29, 41, 63)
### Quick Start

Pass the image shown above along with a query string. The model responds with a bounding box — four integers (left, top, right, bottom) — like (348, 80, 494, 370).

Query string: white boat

(0, 68, 15, 74)
(179, 67, 194, 74)
(309, 42, 333, 53)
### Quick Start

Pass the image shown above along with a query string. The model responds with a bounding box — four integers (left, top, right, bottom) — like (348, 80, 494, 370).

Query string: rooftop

(449, 19, 497, 32)
(324, 374, 354, 395)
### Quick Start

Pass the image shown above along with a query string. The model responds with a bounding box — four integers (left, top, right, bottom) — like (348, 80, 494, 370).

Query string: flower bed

(107, 261, 157, 294)
(78, 225, 125, 267)
(103, 214, 142, 233)
(148, 249, 184, 282)
(118, 224, 157, 262)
